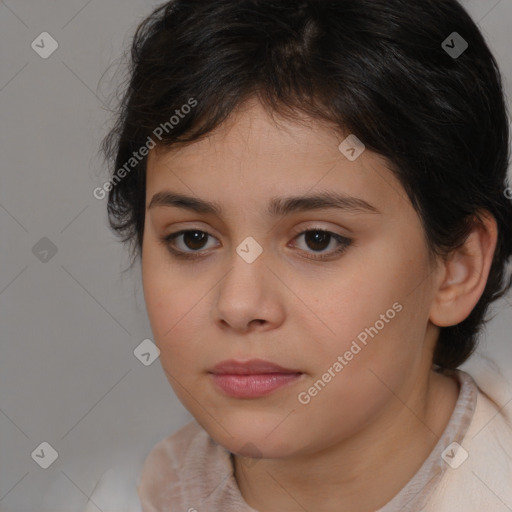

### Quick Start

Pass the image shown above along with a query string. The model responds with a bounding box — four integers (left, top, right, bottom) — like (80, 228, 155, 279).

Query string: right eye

(160, 229, 218, 259)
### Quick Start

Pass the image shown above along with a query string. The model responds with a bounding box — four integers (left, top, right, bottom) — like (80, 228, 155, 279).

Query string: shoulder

(137, 420, 207, 491)
(137, 420, 235, 510)
(83, 421, 207, 512)
(83, 451, 147, 512)
(141, 419, 206, 466)
(425, 365, 512, 511)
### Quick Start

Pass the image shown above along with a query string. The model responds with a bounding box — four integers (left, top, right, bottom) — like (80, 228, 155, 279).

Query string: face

(142, 98, 441, 459)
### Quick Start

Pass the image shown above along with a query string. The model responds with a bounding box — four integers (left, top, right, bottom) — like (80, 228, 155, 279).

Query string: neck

(233, 368, 459, 512)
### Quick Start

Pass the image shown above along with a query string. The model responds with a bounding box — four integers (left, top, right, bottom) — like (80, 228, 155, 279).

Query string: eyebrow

(147, 190, 380, 216)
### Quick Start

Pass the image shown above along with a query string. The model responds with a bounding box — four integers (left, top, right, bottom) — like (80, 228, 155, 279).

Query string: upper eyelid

(164, 219, 348, 237)
(166, 225, 345, 239)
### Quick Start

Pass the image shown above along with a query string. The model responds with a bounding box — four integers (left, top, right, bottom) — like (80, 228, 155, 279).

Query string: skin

(141, 97, 497, 512)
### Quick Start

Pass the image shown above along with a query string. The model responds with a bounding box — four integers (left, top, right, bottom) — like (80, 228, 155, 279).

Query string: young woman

(89, 0, 512, 510)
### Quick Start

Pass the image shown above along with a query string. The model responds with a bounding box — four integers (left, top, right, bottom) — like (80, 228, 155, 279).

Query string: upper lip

(210, 358, 302, 375)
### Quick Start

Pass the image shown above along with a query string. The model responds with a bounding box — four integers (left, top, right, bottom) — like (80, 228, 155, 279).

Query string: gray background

(1, 1, 511, 511)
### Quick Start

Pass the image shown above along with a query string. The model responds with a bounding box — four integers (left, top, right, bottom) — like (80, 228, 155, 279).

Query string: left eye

(160, 228, 352, 260)
(291, 229, 352, 258)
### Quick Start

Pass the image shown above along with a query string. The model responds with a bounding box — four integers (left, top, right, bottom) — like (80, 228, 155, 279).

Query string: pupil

(185, 231, 206, 250)
(306, 231, 329, 251)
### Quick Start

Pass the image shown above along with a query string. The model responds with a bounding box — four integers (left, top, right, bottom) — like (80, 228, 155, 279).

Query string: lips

(208, 359, 304, 398)
(209, 358, 302, 375)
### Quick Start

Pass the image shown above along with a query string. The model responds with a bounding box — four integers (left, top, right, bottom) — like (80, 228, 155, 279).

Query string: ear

(430, 211, 498, 327)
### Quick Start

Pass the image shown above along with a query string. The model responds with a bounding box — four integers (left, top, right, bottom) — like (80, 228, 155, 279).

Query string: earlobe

(429, 211, 498, 328)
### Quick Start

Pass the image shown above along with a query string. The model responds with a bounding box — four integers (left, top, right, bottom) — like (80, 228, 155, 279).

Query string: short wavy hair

(101, 0, 512, 370)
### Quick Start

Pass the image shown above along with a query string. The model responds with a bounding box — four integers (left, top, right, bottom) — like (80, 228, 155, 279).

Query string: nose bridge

(224, 233, 269, 294)
(212, 233, 281, 329)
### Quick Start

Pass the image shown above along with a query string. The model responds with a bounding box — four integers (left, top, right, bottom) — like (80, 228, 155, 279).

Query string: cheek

(142, 259, 211, 371)
(142, 239, 192, 327)
(143, 280, 197, 349)
(142, 255, 178, 341)
(303, 265, 425, 393)
(294, 311, 417, 443)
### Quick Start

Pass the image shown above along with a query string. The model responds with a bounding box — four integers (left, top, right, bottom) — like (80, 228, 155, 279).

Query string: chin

(205, 420, 299, 459)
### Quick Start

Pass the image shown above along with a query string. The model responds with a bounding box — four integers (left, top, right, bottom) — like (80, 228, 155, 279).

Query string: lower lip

(210, 373, 303, 398)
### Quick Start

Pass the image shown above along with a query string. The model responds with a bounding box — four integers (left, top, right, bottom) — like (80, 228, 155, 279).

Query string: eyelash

(159, 228, 352, 261)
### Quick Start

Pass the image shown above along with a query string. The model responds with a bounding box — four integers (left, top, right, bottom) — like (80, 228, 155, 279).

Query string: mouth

(208, 359, 304, 398)
(209, 358, 302, 375)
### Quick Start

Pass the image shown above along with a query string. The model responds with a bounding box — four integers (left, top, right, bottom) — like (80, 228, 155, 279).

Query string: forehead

(145, 100, 406, 215)
(149, 99, 345, 168)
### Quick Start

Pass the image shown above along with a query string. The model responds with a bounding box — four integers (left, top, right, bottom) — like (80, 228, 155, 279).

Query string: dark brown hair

(101, 0, 512, 369)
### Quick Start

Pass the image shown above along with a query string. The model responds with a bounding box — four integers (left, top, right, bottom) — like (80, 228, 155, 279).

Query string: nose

(211, 249, 286, 334)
